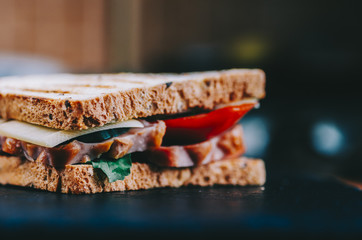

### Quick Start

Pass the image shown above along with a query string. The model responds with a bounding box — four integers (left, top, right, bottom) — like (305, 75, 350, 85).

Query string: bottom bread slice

(0, 155, 265, 194)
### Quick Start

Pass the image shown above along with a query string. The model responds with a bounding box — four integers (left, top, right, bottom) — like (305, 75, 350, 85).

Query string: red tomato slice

(163, 102, 256, 145)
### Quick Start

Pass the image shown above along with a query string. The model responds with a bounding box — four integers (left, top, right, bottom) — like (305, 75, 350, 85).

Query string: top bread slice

(0, 69, 265, 130)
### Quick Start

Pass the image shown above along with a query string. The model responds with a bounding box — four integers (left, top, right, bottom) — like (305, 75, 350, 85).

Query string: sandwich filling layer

(0, 100, 258, 182)
(0, 121, 165, 167)
(0, 121, 245, 168)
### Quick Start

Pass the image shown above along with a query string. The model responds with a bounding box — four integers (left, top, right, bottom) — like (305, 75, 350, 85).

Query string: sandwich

(0, 69, 266, 194)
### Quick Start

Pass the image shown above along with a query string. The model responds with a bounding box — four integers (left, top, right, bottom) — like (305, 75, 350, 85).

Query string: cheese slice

(0, 119, 143, 148)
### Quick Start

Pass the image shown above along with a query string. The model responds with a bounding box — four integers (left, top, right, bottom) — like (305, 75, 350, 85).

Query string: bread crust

(0, 155, 265, 194)
(0, 69, 265, 130)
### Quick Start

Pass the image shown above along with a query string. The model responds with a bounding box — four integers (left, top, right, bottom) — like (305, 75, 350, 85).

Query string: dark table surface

(0, 169, 361, 240)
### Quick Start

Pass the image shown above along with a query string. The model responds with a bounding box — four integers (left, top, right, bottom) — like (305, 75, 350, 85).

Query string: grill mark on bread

(13, 87, 113, 95)
(21, 89, 72, 94)
(63, 84, 117, 88)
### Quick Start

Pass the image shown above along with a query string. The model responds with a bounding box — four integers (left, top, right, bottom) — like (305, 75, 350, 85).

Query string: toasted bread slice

(0, 69, 265, 130)
(0, 155, 265, 194)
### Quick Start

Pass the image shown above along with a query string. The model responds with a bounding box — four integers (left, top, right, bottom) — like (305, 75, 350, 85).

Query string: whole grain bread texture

(0, 69, 265, 130)
(0, 155, 265, 194)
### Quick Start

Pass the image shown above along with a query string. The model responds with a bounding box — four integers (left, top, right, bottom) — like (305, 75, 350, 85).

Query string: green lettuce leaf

(91, 154, 132, 183)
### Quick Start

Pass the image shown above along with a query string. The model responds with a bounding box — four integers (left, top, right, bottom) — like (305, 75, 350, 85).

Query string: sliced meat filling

(0, 121, 166, 168)
(134, 124, 245, 167)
